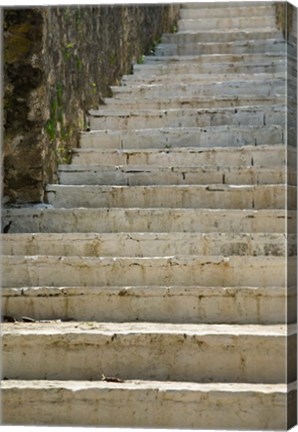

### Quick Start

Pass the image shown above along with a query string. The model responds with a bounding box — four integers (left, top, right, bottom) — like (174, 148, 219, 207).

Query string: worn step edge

(2, 285, 295, 324)
(2, 380, 296, 429)
(46, 184, 292, 210)
(2, 322, 295, 383)
(58, 166, 292, 186)
(1, 232, 290, 257)
(1, 208, 291, 234)
(2, 255, 292, 288)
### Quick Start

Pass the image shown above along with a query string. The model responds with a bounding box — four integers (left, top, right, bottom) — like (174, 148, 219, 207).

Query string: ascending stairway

(1, 2, 297, 429)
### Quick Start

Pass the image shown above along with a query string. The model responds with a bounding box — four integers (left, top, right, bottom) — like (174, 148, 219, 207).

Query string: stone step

(110, 80, 285, 99)
(2, 207, 291, 234)
(3, 285, 295, 324)
(80, 125, 285, 149)
(122, 72, 284, 84)
(58, 165, 292, 186)
(162, 30, 282, 44)
(103, 95, 286, 110)
(177, 17, 276, 31)
(179, 6, 275, 18)
(89, 105, 285, 130)
(72, 146, 287, 168)
(2, 255, 291, 288)
(182, 2, 272, 9)
(46, 184, 291, 210)
(2, 380, 295, 429)
(143, 52, 285, 65)
(2, 322, 295, 383)
(2, 232, 290, 257)
(134, 59, 286, 75)
(155, 40, 285, 56)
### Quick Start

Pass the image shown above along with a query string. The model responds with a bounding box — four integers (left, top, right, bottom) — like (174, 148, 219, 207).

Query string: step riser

(103, 96, 286, 110)
(2, 382, 294, 429)
(123, 72, 284, 84)
(144, 53, 285, 64)
(180, 7, 275, 18)
(80, 126, 284, 149)
(2, 256, 289, 288)
(2, 233, 289, 257)
(156, 41, 285, 56)
(2, 209, 289, 234)
(2, 329, 292, 383)
(182, 2, 273, 9)
(111, 82, 285, 99)
(46, 185, 290, 210)
(72, 147, 287, 168)
(178, 17, 276, 31)
(163, 31, 282, 44)
(89, 107, 284, 130)
(58, 167, 289, 187)
(2, 286, 294, 324)
(134, 62, 286, 75)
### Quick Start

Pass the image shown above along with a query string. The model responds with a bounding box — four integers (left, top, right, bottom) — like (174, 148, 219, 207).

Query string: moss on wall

(3, 5, 180, 204)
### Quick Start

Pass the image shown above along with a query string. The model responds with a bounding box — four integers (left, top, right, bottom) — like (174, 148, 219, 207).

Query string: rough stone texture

(3, 5, 179, 204)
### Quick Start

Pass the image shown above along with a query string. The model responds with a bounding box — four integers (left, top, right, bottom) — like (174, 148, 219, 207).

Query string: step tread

(2, 321, 293, 335)
(3, 379, 294, 394)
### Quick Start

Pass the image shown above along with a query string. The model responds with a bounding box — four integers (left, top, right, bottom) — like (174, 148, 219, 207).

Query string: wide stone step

(162, 30, 282, 44)
(2, 380, 295, 429)
(2, 232, 290, 257)
(81, 126, 284, 150)
(2, 255, 290, 288)
(46, 184, 290, 210)
(110, 80, 285, 99)
(103, 95, 285, 110)
(2, 322, 295, 383)
(58, 165, 291, 186)
(179, 6, 275, 18)
(3, 285, 295, 324)
(155, 40, 285, 56)
(89, 105, 285, 130)
(72, 146, 287, 168)
(2, 208, 291, 234)
(177, 17, 276, 31)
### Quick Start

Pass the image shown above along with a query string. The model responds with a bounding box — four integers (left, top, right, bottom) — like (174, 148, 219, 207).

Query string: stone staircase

(1, 2, 297, 429)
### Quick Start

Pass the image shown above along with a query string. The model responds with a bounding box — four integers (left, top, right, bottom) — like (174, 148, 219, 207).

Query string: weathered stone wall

(3, 5, 180, 204)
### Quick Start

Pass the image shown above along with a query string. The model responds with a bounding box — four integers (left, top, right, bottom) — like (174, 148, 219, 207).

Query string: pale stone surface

(2, 285, 294, 324)
(2, 2, 295, 429)
(2, 208, 291, 233)
(2, 380, 296, 429)
(2, 322, 295, 382)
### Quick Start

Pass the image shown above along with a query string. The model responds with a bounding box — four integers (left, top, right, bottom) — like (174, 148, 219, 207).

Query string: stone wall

(3, 5, 180, 204)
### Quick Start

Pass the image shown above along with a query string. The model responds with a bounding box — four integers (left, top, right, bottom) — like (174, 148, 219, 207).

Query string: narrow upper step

(155, 40, 285, 56)
(2, 207, 291, 234)
(46, 184, 291, 210)
(177, 16, 276, 31)
(80, 125, 285, 150)
(179, 6, 275, 18)
(58, 165, 291, 187)
(110, 80, 285, 99)
(162, 30, 283, 44)
(88, 105, 285, 130)
(72, 146, 287, 168)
